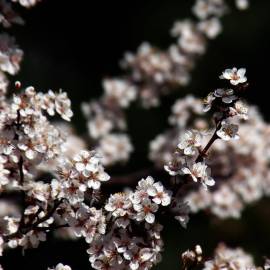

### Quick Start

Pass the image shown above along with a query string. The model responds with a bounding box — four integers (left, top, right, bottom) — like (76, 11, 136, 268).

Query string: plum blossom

(203, 244, 255, 270)
(57, 150, 110, 204)
(0, 34, 23, 75)
(48, 263, 72, 270)
(178, 130, 202, 156)
(192, 0, 226, 20)
(198, 18, 222, 39)
(11, 0, 41, 8)
(232, 100, 249, 120)
(133, 198, 158, 224)
(103, 79, 137, 108)
(0, 0, 253, 269)
(217, 123, 239, 141)
(235, 0, 249, 10)
(214, 88, 237, 104)
(0, 157, 9, 188)
(182, 162, 215, 188)
(105, 192, 132, 217)
(0, 236, 3, 256)
(219, 67, 247, 85)
(73, 150, 100, 174)
(203, 92, 216, 112)
(149, 182, 172, 206)
(97, 133, 133, 166)
(64, 203, 106, 244)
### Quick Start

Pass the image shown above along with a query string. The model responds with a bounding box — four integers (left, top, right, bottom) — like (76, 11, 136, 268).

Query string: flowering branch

(3, 199, 65, 241)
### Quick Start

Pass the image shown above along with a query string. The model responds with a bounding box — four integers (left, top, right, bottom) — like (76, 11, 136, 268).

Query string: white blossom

(214, 88, 237, 104)
(97, 134, 133, 166)
(0, 34, 23, 75)
(198, 18, 222, 39)
(235, 0, 249, 10)
(133, 198, 158, 224)
(11, 0, 41, 8)
(178, 130, 202, 156)
(48, 263, 72, 270)
(103, 79, 137, 108)
(182, 162, 215, 188)
(105, 192, 132, 217)
(217, 123, 239, 141)
(219, 67, 247, 85)
(149, 182, 171, 206)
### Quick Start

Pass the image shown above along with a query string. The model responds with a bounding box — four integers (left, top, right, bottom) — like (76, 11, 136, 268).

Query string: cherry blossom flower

(211, 186, 243, 218)
(182, 162, 215, 188)
(198, 18, 222, 39)
(203, 244, 255, 270)
(0, 34, 23, 75)
(0, 0, 24, 27)
(192, 0, 226, 20)
(149, 182, 172, 206)
(219, 67, 247, 85)
(103, 79, 137, 108)
(232, 100, 248, 120)
(48, 263, 72, 270)
(11, 0, 41, 8)
(133, 198, 159, 224)
(97, 133, 133, 166)
(0, 1, 254, 269)
(54, 91, 73, 121)
(235, 0, 249, 10)
(203, 92, 216, 112)
(105, 192, 132, 217)
(73, 150, 100, 174)
(178, 130, 202, 156)
(217, 123, 239, 141)
(169, 96, 203, 127)
(87, 115, 114, 139)
(0, 236, 3, 256)
(0, 157, 9, 188)
(214, 88, 237, 104)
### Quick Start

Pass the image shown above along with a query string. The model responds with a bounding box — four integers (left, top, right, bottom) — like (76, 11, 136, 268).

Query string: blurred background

(2, 0, 270, 269)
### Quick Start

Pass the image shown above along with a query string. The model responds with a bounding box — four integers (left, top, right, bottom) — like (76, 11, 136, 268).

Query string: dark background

(2, 0, 270, 269)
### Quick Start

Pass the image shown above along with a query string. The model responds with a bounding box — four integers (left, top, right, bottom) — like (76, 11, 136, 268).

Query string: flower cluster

(160, 68, 248, 191)
(2, 1, 264, 270)
(181, 243, 266, 270)
(86, 176, 171, 270)
(184, 106, 270, 219)
(97, 133, 133, 166)
(0, 34, 23, 75)
(203, 243, 258, 270)
(81, 0, 249, 167)
(0, 83, 78, 254)
(81, 97, 132, 166)
(0, 85, 73, 190)
(60, 202, 106, 244)
(55, 150, 110, 204)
